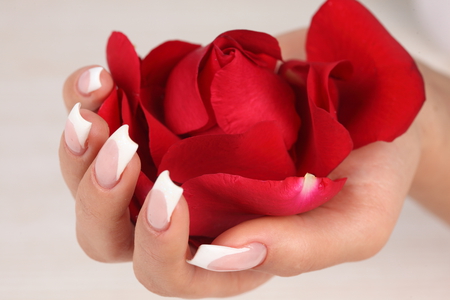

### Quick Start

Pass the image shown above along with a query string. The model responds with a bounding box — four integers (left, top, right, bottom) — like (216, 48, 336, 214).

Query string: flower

(98, 0, 424, 240)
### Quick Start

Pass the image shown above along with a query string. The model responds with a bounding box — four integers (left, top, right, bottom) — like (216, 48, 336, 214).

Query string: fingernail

(146, 170, 183, 231)
(78, 66, 103, 95)
(187, 243, 267, 272)
(94, 125, 138, 189)
(65, 103, 92, 155)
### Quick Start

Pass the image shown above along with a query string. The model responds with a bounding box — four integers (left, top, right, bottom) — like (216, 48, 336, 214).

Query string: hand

(59, 30, 449, 298)
(278, 29, 450, 224)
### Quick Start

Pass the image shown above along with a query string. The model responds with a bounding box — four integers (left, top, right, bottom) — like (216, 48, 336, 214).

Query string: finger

(62, 65, 114, 112)
(191, 128, 421, 277)
(133, 172, 272, 298)
(75, 125, 140, 262)
(59, 104, 109, 197)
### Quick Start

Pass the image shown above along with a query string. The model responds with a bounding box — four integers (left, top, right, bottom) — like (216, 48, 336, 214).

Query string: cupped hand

(59, 66, 273, 297)
(59, 30, 445, 298)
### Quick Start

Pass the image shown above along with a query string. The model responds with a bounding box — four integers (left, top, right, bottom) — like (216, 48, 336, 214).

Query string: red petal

(147, 114, 180, 168)
(298, 61, 353, 176)
(211, 50, 301, 148)
(140, 40, 201, 123)
(129, 172, 154, 224)
(118, 90, 157, 178)
(140, 87, 181, 168)
(295, 106, 353, 177)
(280, 60, 353, 176)
(98, 88, 121, 134)
(306, 61, 353, 117)
(163, 46, 211, 134)
(141, 40, 201, 88)
(307, 0, 425, 148)
(139, 42, 199, 168)
(215, 30, 282, 69)
(158, 122, 296, 183)
(106, 32, 141, 109)
(183, 173, 346, 238)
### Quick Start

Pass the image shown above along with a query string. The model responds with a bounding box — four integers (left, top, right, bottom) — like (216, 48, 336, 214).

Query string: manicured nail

(146, 170, 183, 231)
(78, 66, 103, 95)
(187, 243, 267, 272)
(94, 125, 138, 189)
(300, 173, 317, 196)
(65, 103, 92, 155)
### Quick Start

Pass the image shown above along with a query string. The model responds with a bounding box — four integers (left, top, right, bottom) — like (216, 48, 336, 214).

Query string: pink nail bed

(94, 125, 138, 189)
(146, 171, 183, 231)
(65, 103, 92, 155)
(187, 243, 267, 272)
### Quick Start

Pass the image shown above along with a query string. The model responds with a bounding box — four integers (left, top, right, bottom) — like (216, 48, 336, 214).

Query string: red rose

(98, 0, 424, 240)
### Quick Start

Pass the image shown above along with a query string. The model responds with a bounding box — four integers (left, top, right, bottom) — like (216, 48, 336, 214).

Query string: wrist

(409, 62, 450, 224)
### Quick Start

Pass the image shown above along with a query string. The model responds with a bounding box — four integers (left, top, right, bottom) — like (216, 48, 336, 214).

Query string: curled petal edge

(183, 173, 346, 238)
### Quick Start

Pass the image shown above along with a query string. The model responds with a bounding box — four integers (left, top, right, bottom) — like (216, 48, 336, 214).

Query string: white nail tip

(67, 103, 92, 148)
(187, 245, 250, 271)
(108, 125, 138, 180)
(154, 170, 183, 223)
(86, 66, 103, 94)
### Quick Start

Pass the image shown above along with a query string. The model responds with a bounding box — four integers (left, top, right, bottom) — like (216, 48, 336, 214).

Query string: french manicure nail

(65, 103, 92, 155)
(78, 66, 103, 95)
(187, 243, 267, 272)
(146, 170, 183, 231)
(94, 125, 138, 189)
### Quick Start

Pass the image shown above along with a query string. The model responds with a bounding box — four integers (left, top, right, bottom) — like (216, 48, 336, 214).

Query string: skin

(59, 29, 450, 298)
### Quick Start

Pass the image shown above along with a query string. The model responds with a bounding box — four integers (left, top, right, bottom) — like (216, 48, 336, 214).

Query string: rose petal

(106, 32, 141, 109)
(183, 173, 346, 237)
(129, 172, 154, 223)
(280, 60, 353, 176)
(163, 46, 212, 134)
(146, 113, 180, 168)
(297, 61, 353, 176)
(307, 0, 425, 148)
(139, 42, 200, 166)
(100, 88, 157, 179)
(98, 88, 121, 134)
(295, 105, 353, 177)
(140, 87, 181, 168)
(210, 50, 301, 149)
(118, 90, 156, 178)
(214, 30, 282, 69)
(158, 122, 296, 183)
(193, 45, 224, 133)
(141, 40, 201, 88)
(306, 61, 353, 116)
(140, 40, 201, 123)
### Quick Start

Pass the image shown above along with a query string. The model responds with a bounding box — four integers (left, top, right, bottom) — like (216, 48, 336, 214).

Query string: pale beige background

(1, 0, 449, 299)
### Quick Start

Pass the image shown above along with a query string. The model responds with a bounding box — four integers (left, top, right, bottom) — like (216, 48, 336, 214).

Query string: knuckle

(133, 266, 172, 297)
(75, 184, 104, 222)
(74, 189, 134, 263)
(76, 228, 133, 263)
(133, 253, 196, 297)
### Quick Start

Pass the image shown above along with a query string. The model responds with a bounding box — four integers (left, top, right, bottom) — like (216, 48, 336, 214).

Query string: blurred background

(1, 0, 449, 299)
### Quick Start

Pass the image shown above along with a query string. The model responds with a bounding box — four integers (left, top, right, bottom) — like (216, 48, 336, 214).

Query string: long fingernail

(146, 170, 183, 231)
(187, 243, 267, 272)
(94, 125, 138, 189)
(78, 66, 103, 95)
(65, 103, 92, 155)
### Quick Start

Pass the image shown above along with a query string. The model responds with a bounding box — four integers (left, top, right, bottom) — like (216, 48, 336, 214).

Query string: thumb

(190, 138, 418, 276)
